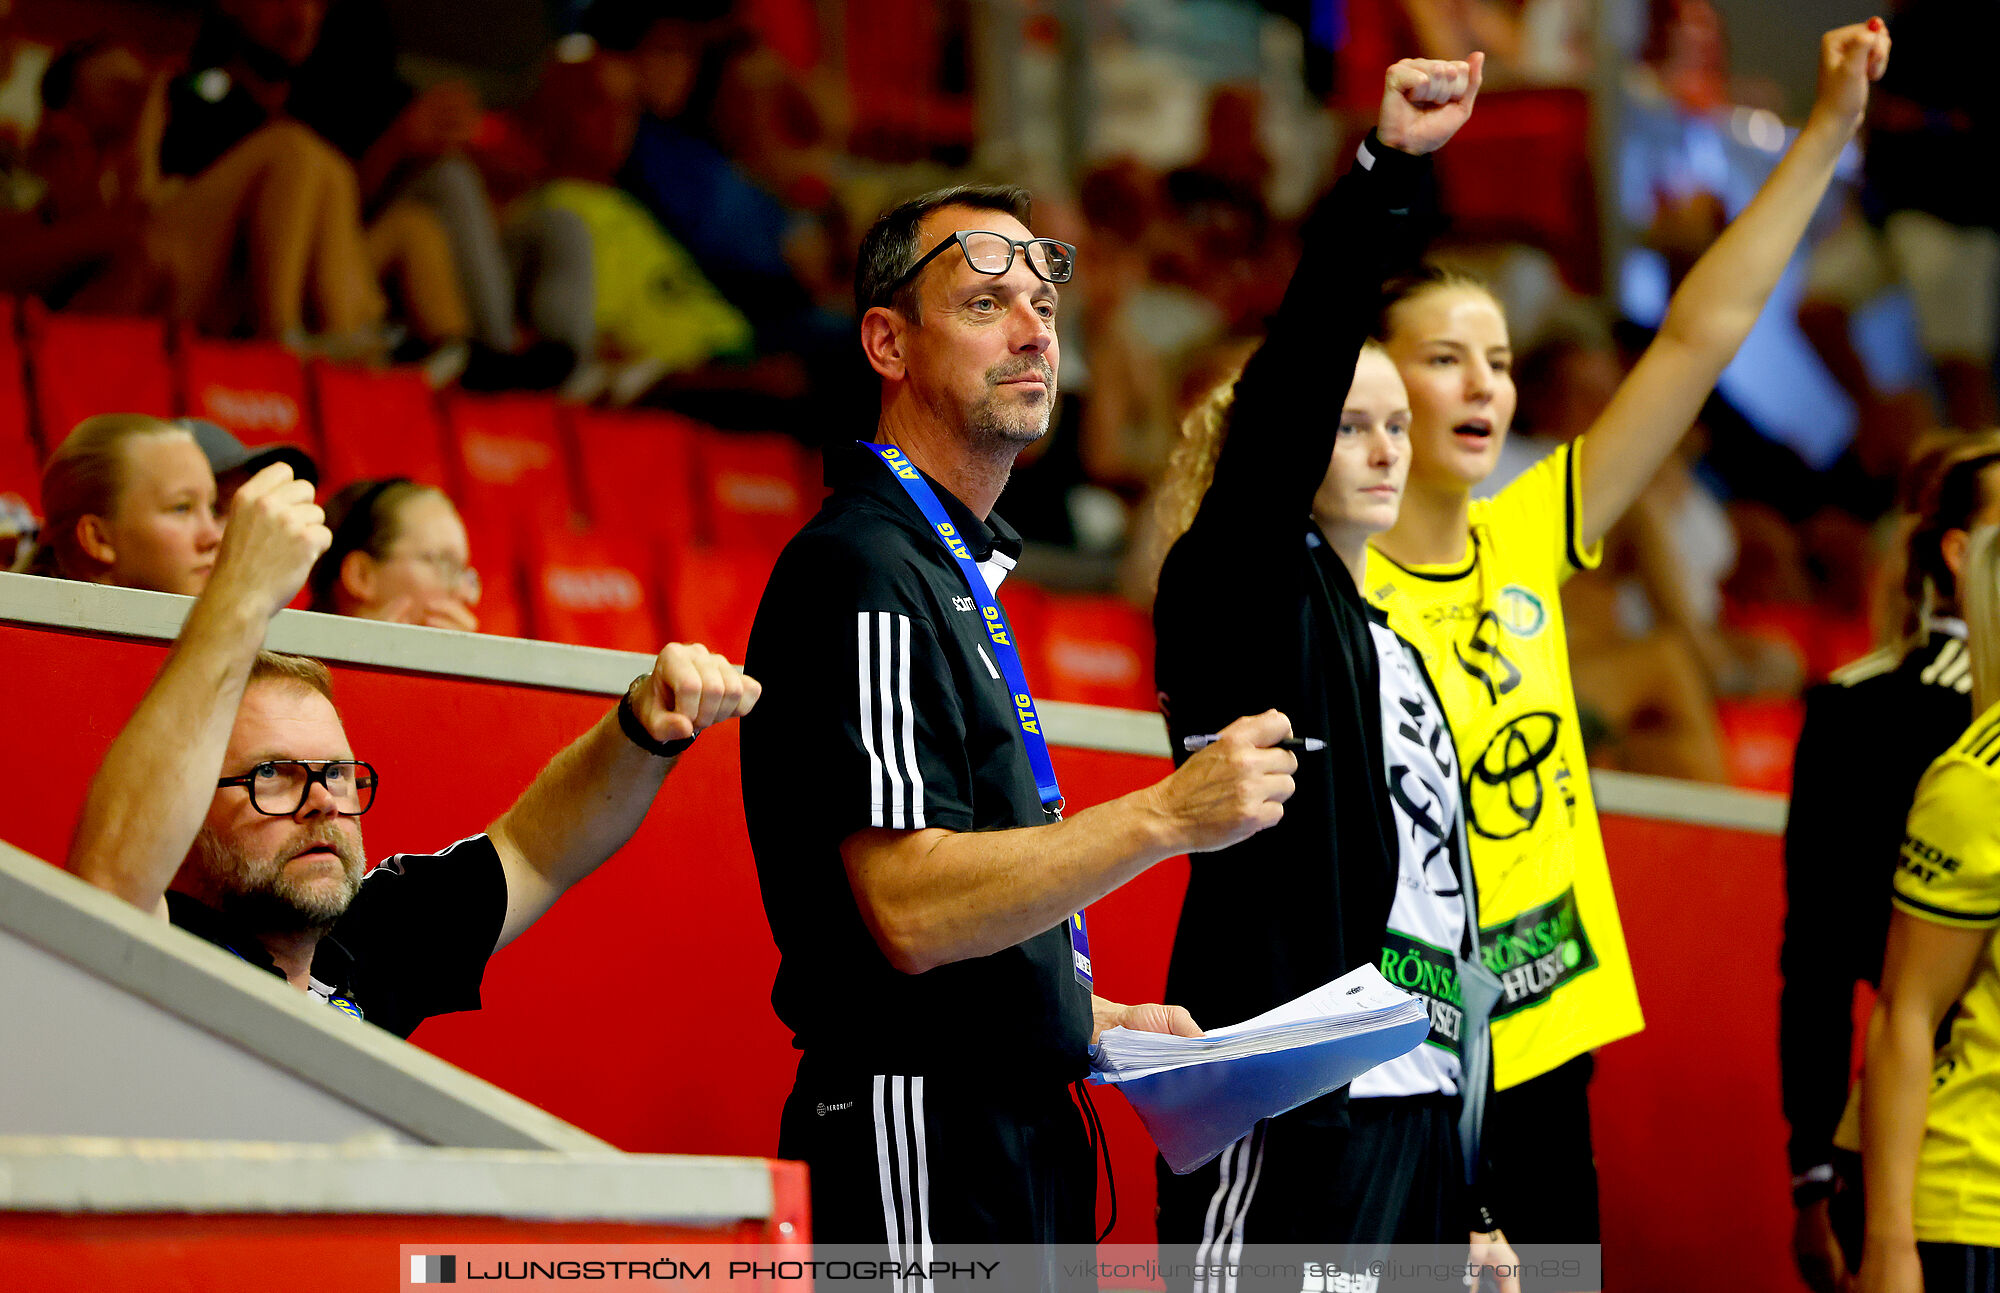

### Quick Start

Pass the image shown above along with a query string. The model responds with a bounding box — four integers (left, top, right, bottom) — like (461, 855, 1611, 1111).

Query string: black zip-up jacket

(1780, 628, 1972, 1193)
(1153, 137, 1458, 1121)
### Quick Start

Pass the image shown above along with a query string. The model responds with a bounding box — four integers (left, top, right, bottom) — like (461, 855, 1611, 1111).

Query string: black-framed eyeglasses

(888, 230, 1076, 299)
(216, 760, 378, 817)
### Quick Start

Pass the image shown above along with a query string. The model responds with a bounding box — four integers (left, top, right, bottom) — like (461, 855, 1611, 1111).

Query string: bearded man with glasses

(70, 459, 758, 1037)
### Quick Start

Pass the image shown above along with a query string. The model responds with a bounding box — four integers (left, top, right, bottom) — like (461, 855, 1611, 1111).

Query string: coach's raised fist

(1378, 52, 1484, 156)
(631, 641, 763, 747)
(210, 462, 330, 620)
(1151, 709, 1298, 853)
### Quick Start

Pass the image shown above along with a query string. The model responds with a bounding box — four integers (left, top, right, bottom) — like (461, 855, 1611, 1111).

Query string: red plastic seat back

(525, 524, 664, 652)
(443, 393, 577, 536)
(25, 307, 175, 445)
(178, 338, 315, 454)
(570, 408, 699, 555)
(311, 362, 451, 492)
(461, 513, 528, 641)
(693, 430, 815, 554)
(1031, 591, 1156, 710)
(1717, 697, 1807, 794)
(661, 544, 776, 664)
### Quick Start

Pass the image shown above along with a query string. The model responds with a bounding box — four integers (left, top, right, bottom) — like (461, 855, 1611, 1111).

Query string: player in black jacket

(1150, 57, 1516, 1286)
(1783, 433, 2000, 1292)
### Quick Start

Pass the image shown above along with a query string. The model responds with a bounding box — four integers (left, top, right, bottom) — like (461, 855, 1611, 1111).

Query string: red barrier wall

(0, 618, 1807, 1291)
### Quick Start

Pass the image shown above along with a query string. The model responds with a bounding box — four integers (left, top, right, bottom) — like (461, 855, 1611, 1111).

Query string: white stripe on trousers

(1193, 1126, 1266, 1293)
(872, 1075, 934, 1293)
(858, 613, 926, 829)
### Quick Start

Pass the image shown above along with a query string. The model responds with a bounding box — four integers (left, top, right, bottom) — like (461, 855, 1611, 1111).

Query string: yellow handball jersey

(1892, 702, 2000, 1246)
(1365, 440, 1644, 1088)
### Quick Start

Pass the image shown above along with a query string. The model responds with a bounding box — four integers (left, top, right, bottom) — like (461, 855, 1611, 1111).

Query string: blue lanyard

(865, 442, 1063, 815)
(865, 442, 1091, 989)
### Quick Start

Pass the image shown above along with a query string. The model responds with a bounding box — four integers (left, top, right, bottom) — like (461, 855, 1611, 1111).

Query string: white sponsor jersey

(1350, 618, 1469, 1098)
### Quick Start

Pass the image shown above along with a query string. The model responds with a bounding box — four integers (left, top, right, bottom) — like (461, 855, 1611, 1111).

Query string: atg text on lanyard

(865, 441, 1093, 991)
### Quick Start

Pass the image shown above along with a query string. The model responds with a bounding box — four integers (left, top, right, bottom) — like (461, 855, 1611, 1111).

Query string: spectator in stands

(602, 6, 850, 348)
(69, 459, 757, 1036)
(307, 477, 479, 632)
(512, 49, 753, 397)
(1799, 0, 2000, 433)
(591, 4, 864, 429)
(29, 413, 221, 594)
(0, 36, 466, 351)
(1782, 433, 2000, 1293)
(742, 183, 1297, 1249)
(0, 0, 51, 209)
(163, 0, 580, 386)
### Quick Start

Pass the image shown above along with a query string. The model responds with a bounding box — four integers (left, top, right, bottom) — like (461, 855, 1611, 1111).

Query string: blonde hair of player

(1962, 524, 2000, 714)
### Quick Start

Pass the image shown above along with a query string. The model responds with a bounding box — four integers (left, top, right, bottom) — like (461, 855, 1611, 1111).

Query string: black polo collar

(164, 890, 363, 1016)
(825, 440, 1025, 572)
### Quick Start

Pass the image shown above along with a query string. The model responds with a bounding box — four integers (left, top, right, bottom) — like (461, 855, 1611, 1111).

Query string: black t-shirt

(741, 441, 1092, 1087)
(1780, 628, 1974, 1176)
(161, 0, 412, 178)
(1153, 136, 1435, 1050)
(165, 833, 508, 1039)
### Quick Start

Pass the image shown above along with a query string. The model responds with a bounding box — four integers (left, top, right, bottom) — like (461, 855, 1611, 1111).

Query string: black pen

(1181, 734, 1328, 753)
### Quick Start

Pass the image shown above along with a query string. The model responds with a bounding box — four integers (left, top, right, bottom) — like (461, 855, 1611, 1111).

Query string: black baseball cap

(183, 419, 319, 486)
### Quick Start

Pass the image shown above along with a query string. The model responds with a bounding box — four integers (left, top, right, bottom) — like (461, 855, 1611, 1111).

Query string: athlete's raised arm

(1575, 19, 1890, 550)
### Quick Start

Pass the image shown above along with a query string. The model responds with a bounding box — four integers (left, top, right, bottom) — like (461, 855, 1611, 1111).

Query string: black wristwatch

(618, 678, 695, 757)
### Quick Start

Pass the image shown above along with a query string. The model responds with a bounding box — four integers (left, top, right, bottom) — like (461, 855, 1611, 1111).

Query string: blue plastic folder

(1088, 966, 1432, 1174)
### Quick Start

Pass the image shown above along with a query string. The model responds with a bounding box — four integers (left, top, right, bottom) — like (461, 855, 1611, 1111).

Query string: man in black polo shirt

(741, 185, 1300, 1254)
(70, 460, 757, 1038)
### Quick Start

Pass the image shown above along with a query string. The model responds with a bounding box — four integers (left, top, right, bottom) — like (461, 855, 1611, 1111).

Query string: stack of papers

(1090, 964, 1431, 1173)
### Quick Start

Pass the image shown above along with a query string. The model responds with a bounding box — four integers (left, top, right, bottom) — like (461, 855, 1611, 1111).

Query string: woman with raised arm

(1364, 19, 1892, 1257)
(1151, 57, 1520, 1283)
(1859, 521, 2000, 1293)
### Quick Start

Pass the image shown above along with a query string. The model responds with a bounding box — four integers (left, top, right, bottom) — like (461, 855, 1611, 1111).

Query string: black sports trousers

(778, 1061, 1095, 1288)
(1482, 1054, 1599, 1293)
(1923, 1243, 2000, 1292)
(1156, 1094, 1464, 1293)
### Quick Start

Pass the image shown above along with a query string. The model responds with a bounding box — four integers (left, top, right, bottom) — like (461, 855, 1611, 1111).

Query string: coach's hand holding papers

(1091, 964, 1432, 1173)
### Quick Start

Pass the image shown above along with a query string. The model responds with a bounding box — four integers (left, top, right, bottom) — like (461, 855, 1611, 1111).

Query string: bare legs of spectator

(1567, 629, 1732, 782)
(401, 155, 517, 351)
(76, 122, 386, 339)
(367, 199, 472, 346)
(504, 204, 596, 358)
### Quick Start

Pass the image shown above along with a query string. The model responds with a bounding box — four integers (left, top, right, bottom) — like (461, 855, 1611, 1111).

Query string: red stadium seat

(692, 430, 814, 553)
(24, 307, 174, 445)
(311, 362, 452, 492)
(1717, 697, 1807, 794)
(178, 337, 315, 453)
(660, 544, 775, 664)
(443, 393, 577, 535)
(1030, 591, 1156, 710)
(462, 513, 528, 641)
(1803, 608, 1876, 686)
(524, 524, 664, 652)
(569, 408, 700, 554)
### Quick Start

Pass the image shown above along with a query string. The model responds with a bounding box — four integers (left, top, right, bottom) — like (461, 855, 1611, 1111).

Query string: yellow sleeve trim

(1565, 439, 1603, 575)
(1891, 890, 2000, 929)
